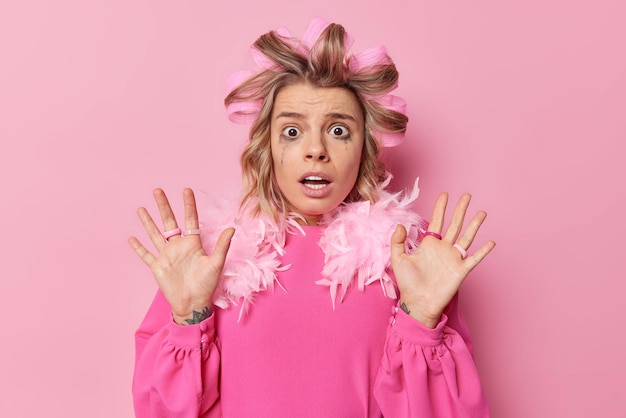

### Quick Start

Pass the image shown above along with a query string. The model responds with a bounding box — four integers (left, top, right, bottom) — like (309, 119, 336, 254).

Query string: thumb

(390, 224, 407, 260)
(212, 227, 235, 269)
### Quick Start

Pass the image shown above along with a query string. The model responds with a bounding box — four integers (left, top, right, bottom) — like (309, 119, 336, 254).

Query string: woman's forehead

(273, 83, 363, 121)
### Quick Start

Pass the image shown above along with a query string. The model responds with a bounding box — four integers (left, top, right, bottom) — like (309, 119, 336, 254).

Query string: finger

(443, 193, 471, 243)
(457, 210, 487, 249)
(390, 225, 408, 261)
(128, 236, 156, 266)
(464, 240, 496, 272)
(428, 192, 448, 233)
(137, 207, 168, 250)
(211, 228, 236, 270)
(183, 188, 200, 231)
(154, 188, 180, 238)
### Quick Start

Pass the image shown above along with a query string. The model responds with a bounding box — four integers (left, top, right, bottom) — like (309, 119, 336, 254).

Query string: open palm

(128, 188, 234, 324)
(391, 193, 495, 328)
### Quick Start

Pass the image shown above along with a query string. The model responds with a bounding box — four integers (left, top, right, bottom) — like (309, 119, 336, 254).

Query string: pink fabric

(133, 226, 489, 417)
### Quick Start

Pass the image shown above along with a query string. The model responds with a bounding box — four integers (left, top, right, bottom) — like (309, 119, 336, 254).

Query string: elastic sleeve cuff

(390, 309, 449, 346)
(167, 314, 216, 349)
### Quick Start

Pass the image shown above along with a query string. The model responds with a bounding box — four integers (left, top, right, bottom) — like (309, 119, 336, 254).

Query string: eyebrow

(274, 112, 305, 120)
(327, 113, 357, 122)
(274, 112, 357, 122)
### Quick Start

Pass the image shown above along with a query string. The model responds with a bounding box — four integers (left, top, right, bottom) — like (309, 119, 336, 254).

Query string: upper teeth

(305, 176, 324, 181)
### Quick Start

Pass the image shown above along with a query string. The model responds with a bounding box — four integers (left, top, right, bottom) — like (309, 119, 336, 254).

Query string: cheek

(271, 139, 287, 167)
(272, 144, 294, 185)
(344, 145, 364, 173)
(280, 145, 287, 166)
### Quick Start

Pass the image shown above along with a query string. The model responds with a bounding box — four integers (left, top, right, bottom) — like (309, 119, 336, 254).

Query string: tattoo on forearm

(184, 307, 213, 325)
(400, 302, 411, 315)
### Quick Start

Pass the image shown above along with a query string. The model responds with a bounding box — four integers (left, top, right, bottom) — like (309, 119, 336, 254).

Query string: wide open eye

(329, 125, 349, 138)
(281, 126, 301, 139)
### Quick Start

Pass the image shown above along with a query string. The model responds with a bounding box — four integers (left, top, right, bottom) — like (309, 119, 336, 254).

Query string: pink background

(1, 1, 625, 417)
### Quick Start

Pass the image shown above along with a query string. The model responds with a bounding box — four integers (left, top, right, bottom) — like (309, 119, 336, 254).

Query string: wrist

(172, 305, 214, 326)
(399, 300, 441, 329)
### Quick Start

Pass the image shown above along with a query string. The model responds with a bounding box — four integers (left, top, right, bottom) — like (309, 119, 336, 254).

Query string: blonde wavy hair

(224, 22, 408, 221)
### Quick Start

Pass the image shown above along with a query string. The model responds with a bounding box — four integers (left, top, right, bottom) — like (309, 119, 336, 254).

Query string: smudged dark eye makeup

(279, 124, 352, 141)
(330, 125, 350, 140)
(280, 126, 301, 140)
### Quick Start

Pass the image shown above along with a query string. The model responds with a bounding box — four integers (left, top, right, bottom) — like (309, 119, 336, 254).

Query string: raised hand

(390, 193, 495, 328)
(128, 188, 234, 325)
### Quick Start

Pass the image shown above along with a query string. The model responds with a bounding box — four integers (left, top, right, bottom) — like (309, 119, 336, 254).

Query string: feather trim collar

(200, 178, 426, 320)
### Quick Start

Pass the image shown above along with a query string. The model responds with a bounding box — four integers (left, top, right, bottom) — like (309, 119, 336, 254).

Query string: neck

(295, 214, 323, 226)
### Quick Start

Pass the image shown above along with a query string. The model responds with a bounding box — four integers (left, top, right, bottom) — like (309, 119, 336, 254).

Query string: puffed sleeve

(132, 291, 222, 418)
(374, 294, 489, 417)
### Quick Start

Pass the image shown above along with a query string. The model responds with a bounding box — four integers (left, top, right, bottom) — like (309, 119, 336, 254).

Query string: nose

(305, 133, 329, 162)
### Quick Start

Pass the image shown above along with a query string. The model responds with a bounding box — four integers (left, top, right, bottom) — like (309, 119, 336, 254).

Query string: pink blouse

(133, 226, 489, 417)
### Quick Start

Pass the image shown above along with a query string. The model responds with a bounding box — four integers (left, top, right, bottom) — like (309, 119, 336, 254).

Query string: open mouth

(300, 175, 330, 189)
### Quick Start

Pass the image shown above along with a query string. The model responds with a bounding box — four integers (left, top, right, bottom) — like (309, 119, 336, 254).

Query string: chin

(292, 202, 338, 223)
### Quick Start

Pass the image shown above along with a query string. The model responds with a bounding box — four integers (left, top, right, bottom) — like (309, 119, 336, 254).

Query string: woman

(129, 18, 495, 417)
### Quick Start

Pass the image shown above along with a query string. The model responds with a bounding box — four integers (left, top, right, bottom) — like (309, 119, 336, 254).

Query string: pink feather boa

(200, 178, 426, 320)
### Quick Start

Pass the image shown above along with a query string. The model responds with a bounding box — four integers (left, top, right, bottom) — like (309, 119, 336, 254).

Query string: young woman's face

(270, 83, 365, 225)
